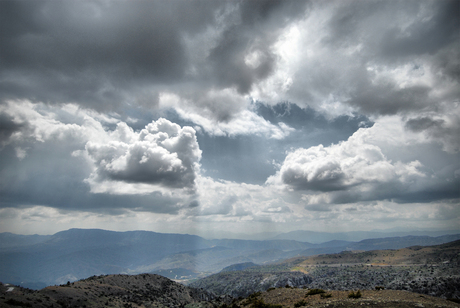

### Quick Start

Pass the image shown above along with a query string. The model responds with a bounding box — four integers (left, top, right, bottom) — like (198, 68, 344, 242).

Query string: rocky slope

(0, 274, 223, 308)
(190, 240, 460, 300)
(232, 287, 460, 308)
(190, 271, 312, 298)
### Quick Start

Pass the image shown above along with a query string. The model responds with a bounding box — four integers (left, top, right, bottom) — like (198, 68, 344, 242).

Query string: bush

(294, 299, 307, 307)
(251, 299, 282, 308)
(320, 293, 332, 298)
(305, 289, 326, 296)
(5, 299, 32, 307)
(348, 290, 362, 299)
(242, 292, 262, 306)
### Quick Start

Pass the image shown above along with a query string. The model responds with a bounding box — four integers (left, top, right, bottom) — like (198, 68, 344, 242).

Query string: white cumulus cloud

(86, 118, 202, 190)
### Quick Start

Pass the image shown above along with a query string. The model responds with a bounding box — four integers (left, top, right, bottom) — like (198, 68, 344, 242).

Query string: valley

(0, 229, 459, 307)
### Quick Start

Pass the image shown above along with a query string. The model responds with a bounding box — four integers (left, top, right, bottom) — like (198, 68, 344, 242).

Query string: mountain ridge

(1, 228, 459, 290)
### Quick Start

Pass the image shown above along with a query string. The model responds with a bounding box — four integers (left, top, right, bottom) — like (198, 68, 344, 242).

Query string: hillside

(0, 274, 222, 308)
(190, 240, 460, 300)
(232, 287, 460, 308)
(2, 275, 459, 308)
(1, 228, 459, 290)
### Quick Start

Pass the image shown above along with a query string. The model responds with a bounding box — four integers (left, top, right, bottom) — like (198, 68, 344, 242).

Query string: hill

(2, 275, 458, 308)
(0, 274, 222, 308)
(273, 229, 460, 243)
(232, 287, 460, 308)
(190, 240, 460, 300)
(1, 228, 459, 290)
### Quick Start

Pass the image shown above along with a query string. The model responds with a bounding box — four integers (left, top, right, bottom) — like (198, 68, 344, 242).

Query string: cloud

(250, 0, 459, 120)
(268, 115, 459, 204)
(404, 103, 460, 153)
(0, 102, 199, 214)
(0, 0, 310, 124)
(86, 118, 201, 190)
(274, 139, 421, 193)
(0, 112, 26, 146)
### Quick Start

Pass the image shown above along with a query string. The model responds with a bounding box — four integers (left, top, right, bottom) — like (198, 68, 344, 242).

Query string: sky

(0, 0, 459, 237)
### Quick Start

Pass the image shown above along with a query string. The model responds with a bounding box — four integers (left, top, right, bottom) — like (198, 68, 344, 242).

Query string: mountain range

(1, 228, 459, 290)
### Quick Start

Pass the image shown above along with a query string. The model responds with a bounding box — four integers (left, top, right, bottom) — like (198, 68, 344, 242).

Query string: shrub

(251, 298, 282, 308)
(348, 290, 362, 299)
(5, 299, 32, 307)
(305, 289, 326, 296)
(242, 292, 262, 306)
(447, 298, 460, 304)
(320, 293, 332, 298)
(294, 299, 307, 307)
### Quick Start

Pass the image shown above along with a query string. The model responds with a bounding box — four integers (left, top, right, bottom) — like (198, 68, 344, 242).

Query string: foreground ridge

(230, 288, 460, 308)
(0, 273, 223, 308)
(1, 277, 459, 308)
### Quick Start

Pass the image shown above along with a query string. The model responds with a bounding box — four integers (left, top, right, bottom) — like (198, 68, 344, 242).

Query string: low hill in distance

(273, 229, 460, 243)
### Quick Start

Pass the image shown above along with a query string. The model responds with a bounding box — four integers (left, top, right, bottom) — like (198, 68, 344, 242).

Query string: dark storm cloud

(286, 0, 460, 117)
(405, 115, 460, 153)
(347, 84, 431, 115)
(0, 0, 217, 109)
(0, 0, 310, 117)
(405, 117, 445, 132)
(207, 0, 309, 94)
(378, 0, 459, 59)
(0, 112, 25, 144)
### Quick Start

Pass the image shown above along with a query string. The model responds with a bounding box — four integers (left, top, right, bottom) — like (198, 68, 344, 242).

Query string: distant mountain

(273, 229, 460, 243)
(346, 234, 460, 251)
(0, 233, 51, 248)
(220, 262, 260, 272)
(1, 228, 459, 290)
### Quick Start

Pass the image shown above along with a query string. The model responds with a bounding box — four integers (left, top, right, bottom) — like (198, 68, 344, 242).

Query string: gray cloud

(405, 117, 445, 132)
(0, 112, 25, 145)
(280, 0, 459, 118)
(0, 0, 217, 110)
(0, 0, 309, 122)
(86, 119, 201, 189)
(0, 103, 197, 214)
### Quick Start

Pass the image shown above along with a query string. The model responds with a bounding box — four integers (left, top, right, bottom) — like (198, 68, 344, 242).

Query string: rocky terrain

(1, 229, 459, 289)
(232, 287, 460, 308)
(0, 274, 224, 308)
(190, 271, 312, 298)
(189, 240, 460, 300)
(2, 275, 459, 308)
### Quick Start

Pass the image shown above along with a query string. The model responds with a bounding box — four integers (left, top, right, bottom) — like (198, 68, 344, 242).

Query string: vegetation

(293, 299, 307, 307)
(348, 290, 362, 298)
(305, 288, 326, 296)
(320, 293, 332, 298)
(241, 292, 262, 306)
(250, 299, 282, 308)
